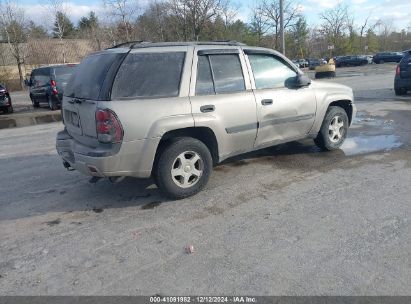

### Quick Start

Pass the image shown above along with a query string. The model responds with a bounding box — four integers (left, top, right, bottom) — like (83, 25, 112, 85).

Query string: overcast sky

(20, 0, 411, 32)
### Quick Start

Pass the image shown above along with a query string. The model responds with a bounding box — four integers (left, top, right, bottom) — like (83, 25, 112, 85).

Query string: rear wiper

(66, 97, 95, 105)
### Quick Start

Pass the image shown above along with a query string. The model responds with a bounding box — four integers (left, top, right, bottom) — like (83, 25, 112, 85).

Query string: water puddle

(341, 135, 402, 156)
(354, 112, 394, 128)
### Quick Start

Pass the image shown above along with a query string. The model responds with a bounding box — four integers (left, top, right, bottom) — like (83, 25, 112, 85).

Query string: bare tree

(103, 0, 139, 42)
(319, 3, 350, 53)
(257, 0, 301, 49)
(169, 0, 224, 41)
(0, 0, 27, 89)
(376, 18, 394, 51)
(220, 0, 237, 30)
(249, 6, 269, 45)
(137, 0, 171, 41)
(357, 13, 378, 52)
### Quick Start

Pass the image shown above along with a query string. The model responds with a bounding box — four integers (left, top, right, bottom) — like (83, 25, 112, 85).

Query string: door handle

(261, 99, 273, 105)
(200, 105, 215, 113)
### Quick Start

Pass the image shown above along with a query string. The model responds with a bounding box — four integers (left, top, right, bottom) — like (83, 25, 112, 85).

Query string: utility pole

(280, 0, 285, 54)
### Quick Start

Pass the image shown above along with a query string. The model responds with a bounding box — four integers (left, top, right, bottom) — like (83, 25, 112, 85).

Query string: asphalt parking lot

(0, 63, 410, 295)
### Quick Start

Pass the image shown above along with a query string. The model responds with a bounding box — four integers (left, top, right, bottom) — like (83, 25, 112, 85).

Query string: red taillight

(396, 65, 401, 76)
(51, 80, 58, 95)
(96, 109, 110, 121)
(95, 109, 123, 143)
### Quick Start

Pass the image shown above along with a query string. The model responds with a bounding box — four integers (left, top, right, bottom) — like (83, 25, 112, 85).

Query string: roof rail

(210, 40, 246, 46)
(107, 41, 152, 49)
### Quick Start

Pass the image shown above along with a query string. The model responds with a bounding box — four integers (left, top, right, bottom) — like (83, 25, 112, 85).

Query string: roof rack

(106, 40, 246, 50)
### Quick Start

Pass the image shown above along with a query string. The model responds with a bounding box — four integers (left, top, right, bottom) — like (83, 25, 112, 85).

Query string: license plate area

(64, 108, 83, 135)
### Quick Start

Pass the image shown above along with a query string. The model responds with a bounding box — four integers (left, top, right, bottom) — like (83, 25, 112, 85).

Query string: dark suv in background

(26, 64, 77, 110)
(373, 52, 404, 64)
(0, 84, 13, 114)
(335, 56, 368, 67)
(394, 50, 411, 95)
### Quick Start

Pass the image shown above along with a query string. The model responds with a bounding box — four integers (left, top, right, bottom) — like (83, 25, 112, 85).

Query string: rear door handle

(261, 99, 273, 105)
(200, 105, 215, 113)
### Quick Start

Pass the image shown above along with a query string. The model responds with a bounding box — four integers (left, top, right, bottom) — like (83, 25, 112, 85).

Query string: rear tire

(154, 137, 212, 200)
(395, 88, 407, 96)
(48, 95, 58, 111)
(314, 106, 349, 151)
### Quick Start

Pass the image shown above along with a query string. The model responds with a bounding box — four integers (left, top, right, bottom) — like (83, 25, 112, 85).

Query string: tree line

(1, 0, 411, 89)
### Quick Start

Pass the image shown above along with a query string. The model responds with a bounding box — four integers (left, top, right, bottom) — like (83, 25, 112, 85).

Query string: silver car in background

(56, 41, 356, 199)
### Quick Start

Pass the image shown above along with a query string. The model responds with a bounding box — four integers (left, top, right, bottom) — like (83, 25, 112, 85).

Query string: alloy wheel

(171, 151, 204, 189)
(328, 115, 345, 143)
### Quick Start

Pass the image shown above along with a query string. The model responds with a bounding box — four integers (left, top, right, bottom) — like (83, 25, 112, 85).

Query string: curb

(0, 112, 62, 129)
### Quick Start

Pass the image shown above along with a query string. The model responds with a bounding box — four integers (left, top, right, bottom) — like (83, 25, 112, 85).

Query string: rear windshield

(54, 66, 76, 82)
(111, 52, 185, 99)
(65, 52, 126, 100)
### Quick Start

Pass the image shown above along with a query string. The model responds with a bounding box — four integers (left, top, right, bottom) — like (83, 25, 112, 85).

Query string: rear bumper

(56, 129, 160, 178)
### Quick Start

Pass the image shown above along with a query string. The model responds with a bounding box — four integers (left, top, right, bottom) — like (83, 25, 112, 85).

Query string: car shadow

(0, 140, 343, 222)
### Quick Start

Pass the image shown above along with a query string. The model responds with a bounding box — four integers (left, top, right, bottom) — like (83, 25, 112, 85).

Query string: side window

(247, 54, 297, 89)
(111, 52, 185, 99)
(195, 53, 245, 95)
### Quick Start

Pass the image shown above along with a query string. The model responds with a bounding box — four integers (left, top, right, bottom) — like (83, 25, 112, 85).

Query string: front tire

(155, 137, 212, 200)
(31, 95, 40, 108)
(4, 96, 13, 113)
(314, 106, 349, 151)
(5, 105, 13, 114)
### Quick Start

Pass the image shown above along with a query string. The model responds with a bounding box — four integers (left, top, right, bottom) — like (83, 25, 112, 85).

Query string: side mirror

(296, 74, 311, 88)
(24, 79, 32, 87)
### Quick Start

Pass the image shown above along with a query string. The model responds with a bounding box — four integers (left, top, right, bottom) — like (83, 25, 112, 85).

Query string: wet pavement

(0, 64, 410, 295)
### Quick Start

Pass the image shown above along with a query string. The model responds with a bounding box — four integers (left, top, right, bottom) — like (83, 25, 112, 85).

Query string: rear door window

(196, 56, 215, 95)
(65, 52, 126, 100)
(195, 53, 245, 95)
(111, 52, 186, 99)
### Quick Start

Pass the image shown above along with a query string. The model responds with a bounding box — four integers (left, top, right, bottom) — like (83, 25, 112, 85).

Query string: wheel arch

(154, 127, 219, 167)
(328, 100, 353, 125)
(310, 96, 355, 136)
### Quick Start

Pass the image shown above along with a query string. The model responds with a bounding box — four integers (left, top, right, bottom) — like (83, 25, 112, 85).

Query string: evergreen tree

(78, 11, 99, 32)
(53, 11, 75, 38)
